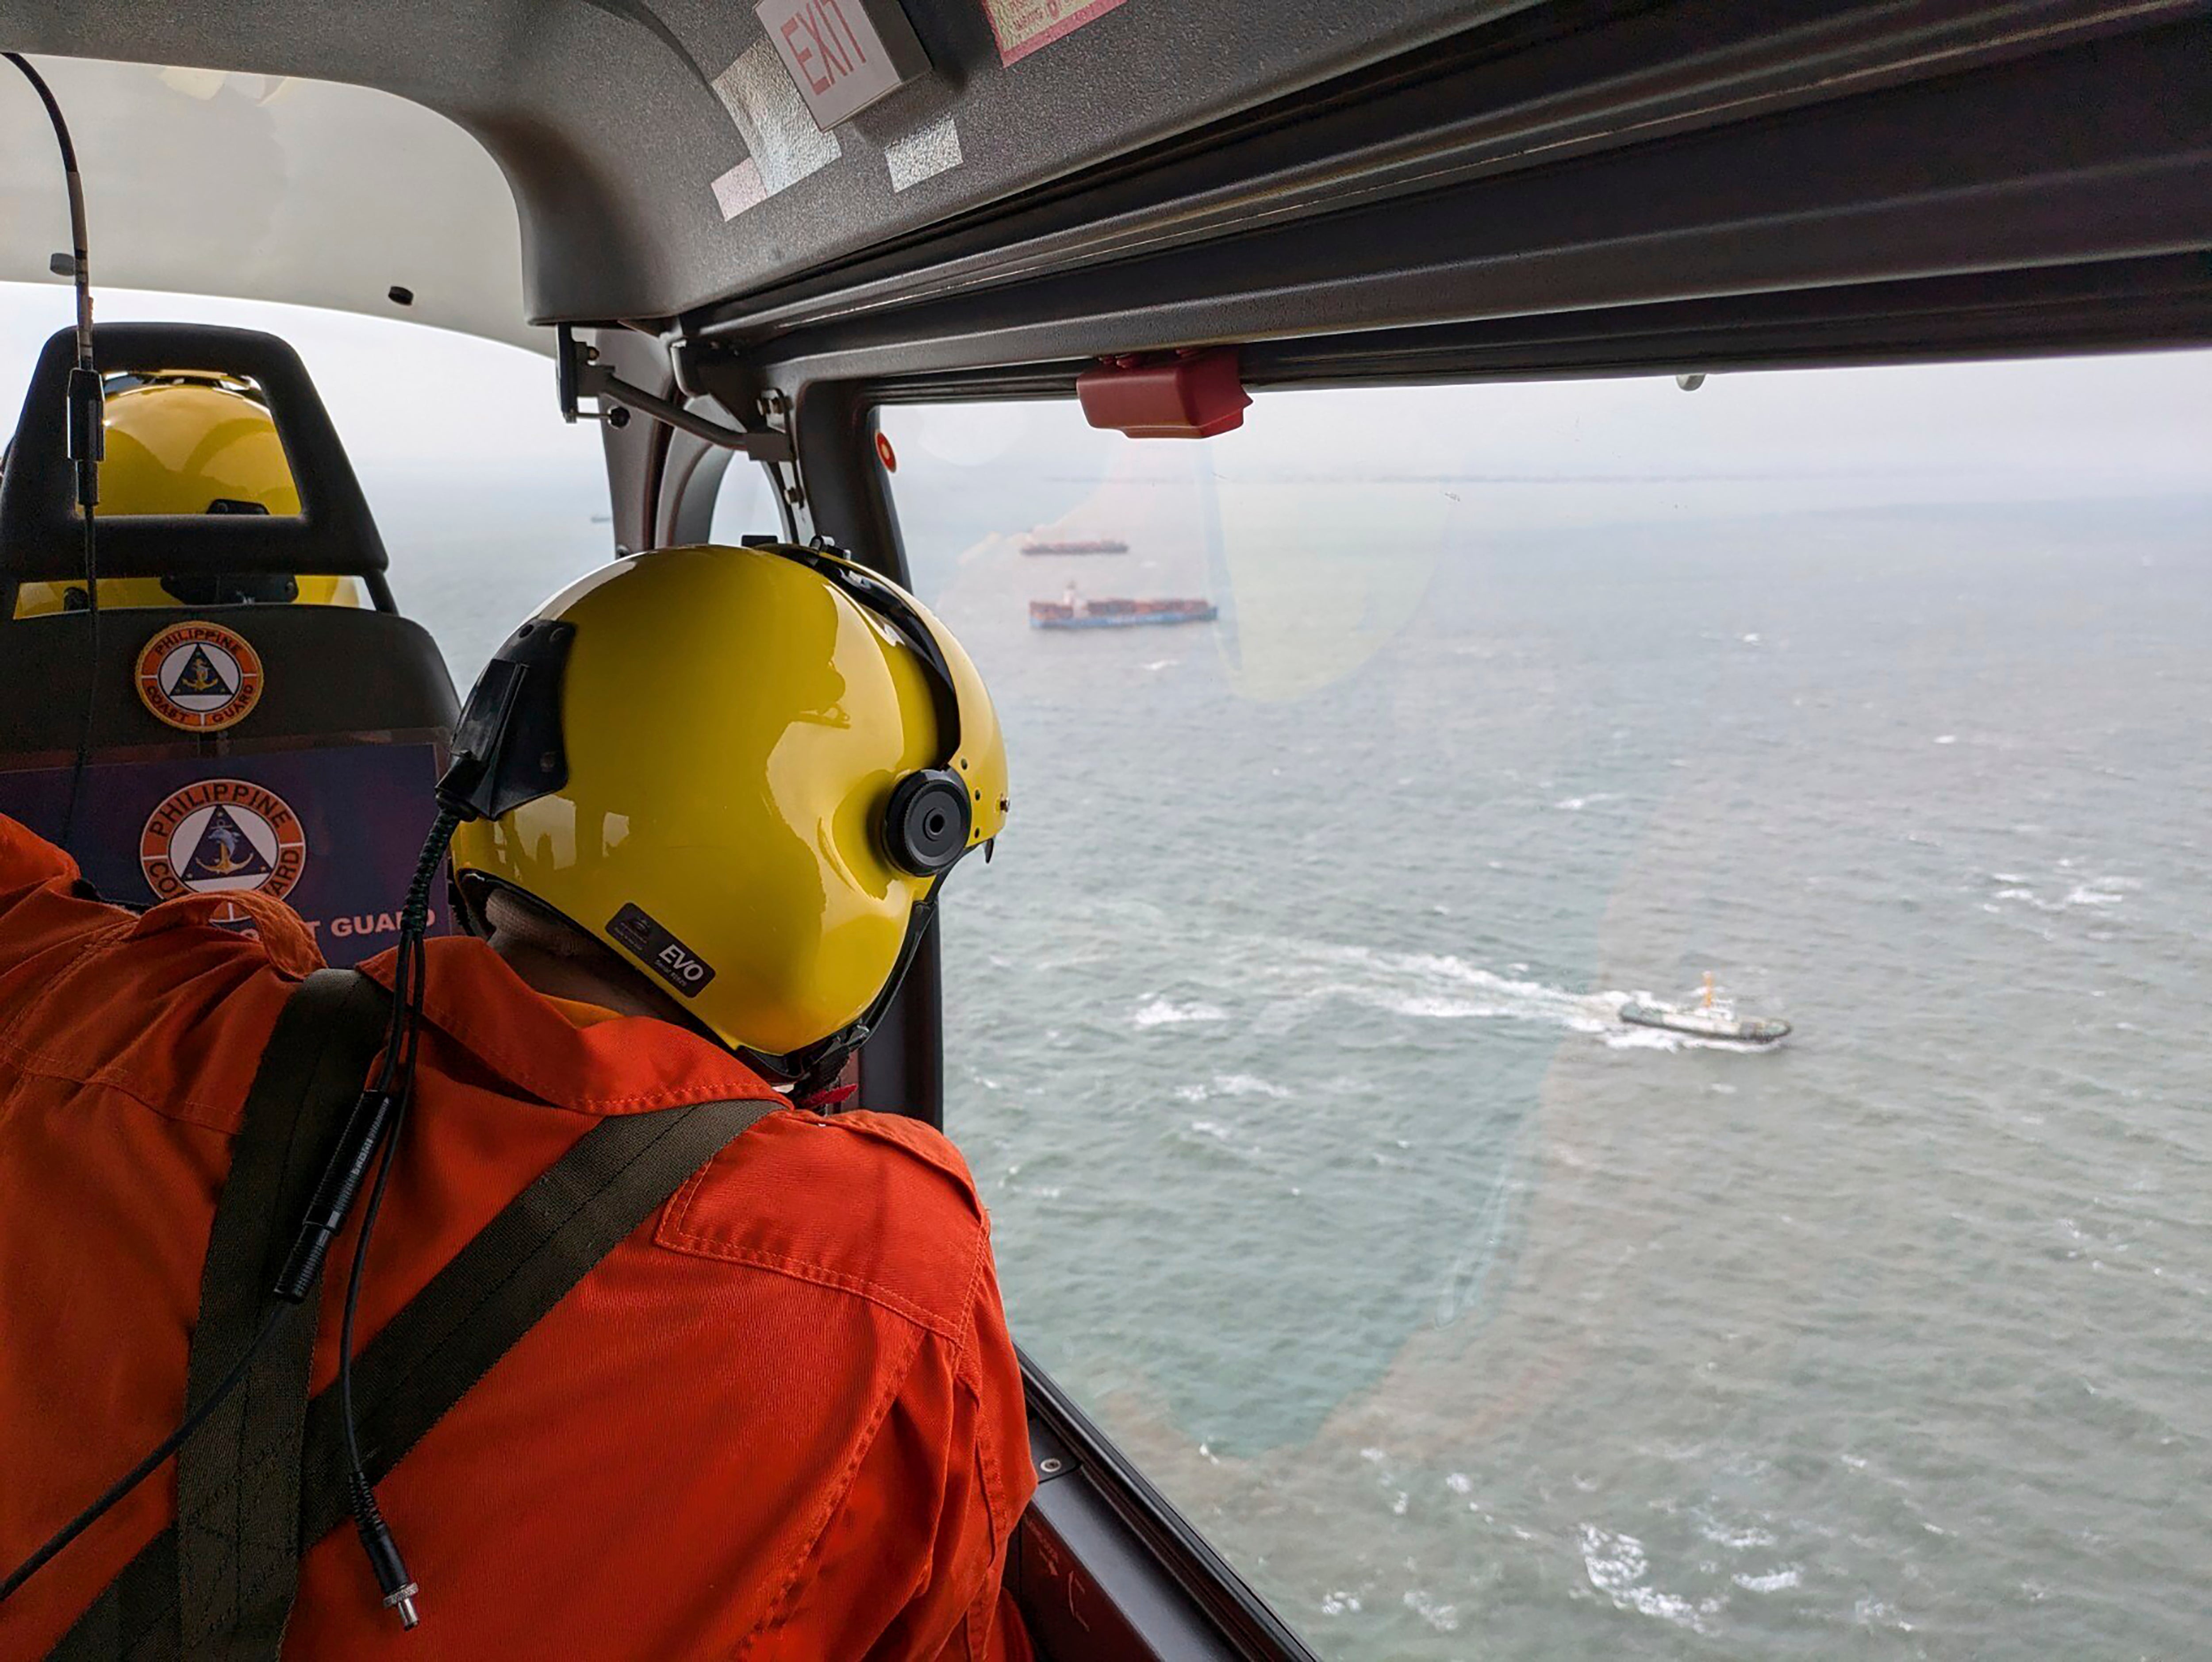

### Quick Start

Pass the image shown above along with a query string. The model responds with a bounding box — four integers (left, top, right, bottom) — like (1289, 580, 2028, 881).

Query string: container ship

(1020, 537, 1129, 555)
(1030, 595, 1218, 630)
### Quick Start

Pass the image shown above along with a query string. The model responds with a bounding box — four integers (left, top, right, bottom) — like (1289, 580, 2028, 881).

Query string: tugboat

(1620, 973, 1792, 1045)
(1029, 583, 1217, 630)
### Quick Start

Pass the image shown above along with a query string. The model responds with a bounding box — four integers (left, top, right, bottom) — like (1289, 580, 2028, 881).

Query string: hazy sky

(2, 276, 2203, 690)
(3, 280, 2207, 500)
(897, 350, 2212, 496)
(0, 281, 593, 473)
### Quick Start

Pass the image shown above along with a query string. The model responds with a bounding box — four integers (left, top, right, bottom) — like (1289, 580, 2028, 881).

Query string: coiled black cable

(333, 806, 459, 1629)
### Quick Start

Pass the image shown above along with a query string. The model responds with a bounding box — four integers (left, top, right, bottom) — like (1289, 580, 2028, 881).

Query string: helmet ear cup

(884, 769, 973, 875)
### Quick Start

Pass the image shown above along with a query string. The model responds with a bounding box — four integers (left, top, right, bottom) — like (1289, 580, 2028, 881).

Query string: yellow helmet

(100, 373, 301, 516)
(11, 375, 356, 618)
(445, 542, 1007, 1074)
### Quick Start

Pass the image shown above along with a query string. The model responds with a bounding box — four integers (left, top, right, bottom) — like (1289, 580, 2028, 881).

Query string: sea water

(393, 403, 2212, 1660)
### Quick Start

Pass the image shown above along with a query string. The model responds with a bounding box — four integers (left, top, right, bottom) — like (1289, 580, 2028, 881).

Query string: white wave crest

(1401, 1589, 1460, 1633)
(1214, 1073, 1291, 1100)
(1578, 1525, 1720, 1632)
(1734, 1567, 1802, 1593)
(1175, 1074, 1293, 1104)
(1133, 998, 1229, 1027)
(1700, 1520, 1777, 1550)
(1991, 879, 2132, 912)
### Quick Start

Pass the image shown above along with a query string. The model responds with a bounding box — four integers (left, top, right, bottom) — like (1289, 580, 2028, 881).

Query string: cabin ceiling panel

(3, 0, 2203, 384)
(0, 0, 1524, 332)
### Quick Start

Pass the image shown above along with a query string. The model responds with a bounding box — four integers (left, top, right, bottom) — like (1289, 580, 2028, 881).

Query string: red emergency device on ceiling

(1076, 347, 1250, 438)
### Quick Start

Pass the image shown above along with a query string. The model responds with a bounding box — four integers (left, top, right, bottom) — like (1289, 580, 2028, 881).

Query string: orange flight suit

(0, 815, 1034, 1660)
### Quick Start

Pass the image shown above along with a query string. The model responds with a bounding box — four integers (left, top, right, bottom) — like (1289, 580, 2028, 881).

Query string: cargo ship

(1030, 591, 1218, 630)
(1020, 537, 1129, 555)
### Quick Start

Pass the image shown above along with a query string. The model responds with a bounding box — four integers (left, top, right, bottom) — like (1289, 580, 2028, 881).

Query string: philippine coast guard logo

(135, 622, 264, 732)
(139, 780, 307, 919)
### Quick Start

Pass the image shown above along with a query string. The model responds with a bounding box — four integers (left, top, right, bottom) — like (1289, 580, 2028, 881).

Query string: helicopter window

(708, 453, 779, 545)
(878, 352, 2212, 1658)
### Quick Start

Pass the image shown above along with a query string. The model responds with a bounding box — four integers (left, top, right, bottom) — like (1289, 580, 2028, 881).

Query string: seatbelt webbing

(178, 968, 392, 1662)
(47, 1087, 779, 1662)
(295, 1096, 783, 1537)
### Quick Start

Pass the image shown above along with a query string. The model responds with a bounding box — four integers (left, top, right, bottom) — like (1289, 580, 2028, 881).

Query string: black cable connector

(347, 1470, 419, 1630)
(273, 1089, 398, 1303)
(64, 364, 103, 504)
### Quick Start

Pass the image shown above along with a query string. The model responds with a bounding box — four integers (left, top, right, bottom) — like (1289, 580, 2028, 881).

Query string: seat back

(0, 323, 459, 965)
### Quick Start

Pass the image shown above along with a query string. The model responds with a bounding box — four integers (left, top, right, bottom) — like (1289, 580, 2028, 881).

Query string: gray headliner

(0, 0, 1530, 331)
(2, 0, 2204, 390)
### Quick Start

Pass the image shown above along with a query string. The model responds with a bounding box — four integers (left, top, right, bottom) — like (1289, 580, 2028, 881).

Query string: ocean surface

(392, 378, 2212, 1661)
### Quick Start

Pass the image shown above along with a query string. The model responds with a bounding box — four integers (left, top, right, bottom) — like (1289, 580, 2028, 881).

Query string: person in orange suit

(0, 541, 1031, 1659)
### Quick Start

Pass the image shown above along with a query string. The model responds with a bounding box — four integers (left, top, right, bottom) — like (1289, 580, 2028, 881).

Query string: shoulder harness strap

(48, 973, 779, 1661)
(177, 968, 392, 1662)
(41, 968, 389, 1662)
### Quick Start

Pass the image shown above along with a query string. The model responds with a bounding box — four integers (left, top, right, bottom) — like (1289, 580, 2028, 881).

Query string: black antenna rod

(4, 53, 95, 420)
(7, 51, 104, 852)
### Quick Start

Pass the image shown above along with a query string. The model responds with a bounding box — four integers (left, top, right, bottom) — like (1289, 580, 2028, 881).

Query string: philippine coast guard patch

(140, 779, 307, 915)
(135, 621, 264, 731)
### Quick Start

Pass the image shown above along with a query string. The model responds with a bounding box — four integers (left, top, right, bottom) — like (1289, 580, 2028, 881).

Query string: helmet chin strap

(740, 881, 944, 1097)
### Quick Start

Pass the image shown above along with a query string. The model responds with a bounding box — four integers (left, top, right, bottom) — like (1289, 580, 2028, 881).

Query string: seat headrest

(0, 323, 387, 590)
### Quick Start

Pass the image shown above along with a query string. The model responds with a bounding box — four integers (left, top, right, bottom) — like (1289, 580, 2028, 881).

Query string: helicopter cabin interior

(1, 0, 2208, 1656)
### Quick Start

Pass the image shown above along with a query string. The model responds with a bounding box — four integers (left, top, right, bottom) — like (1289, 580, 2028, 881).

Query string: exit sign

(756, 0, 929, 130)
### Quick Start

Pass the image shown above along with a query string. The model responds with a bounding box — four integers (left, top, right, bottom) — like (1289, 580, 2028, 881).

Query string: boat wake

(1238, 938, 1773, 1052)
